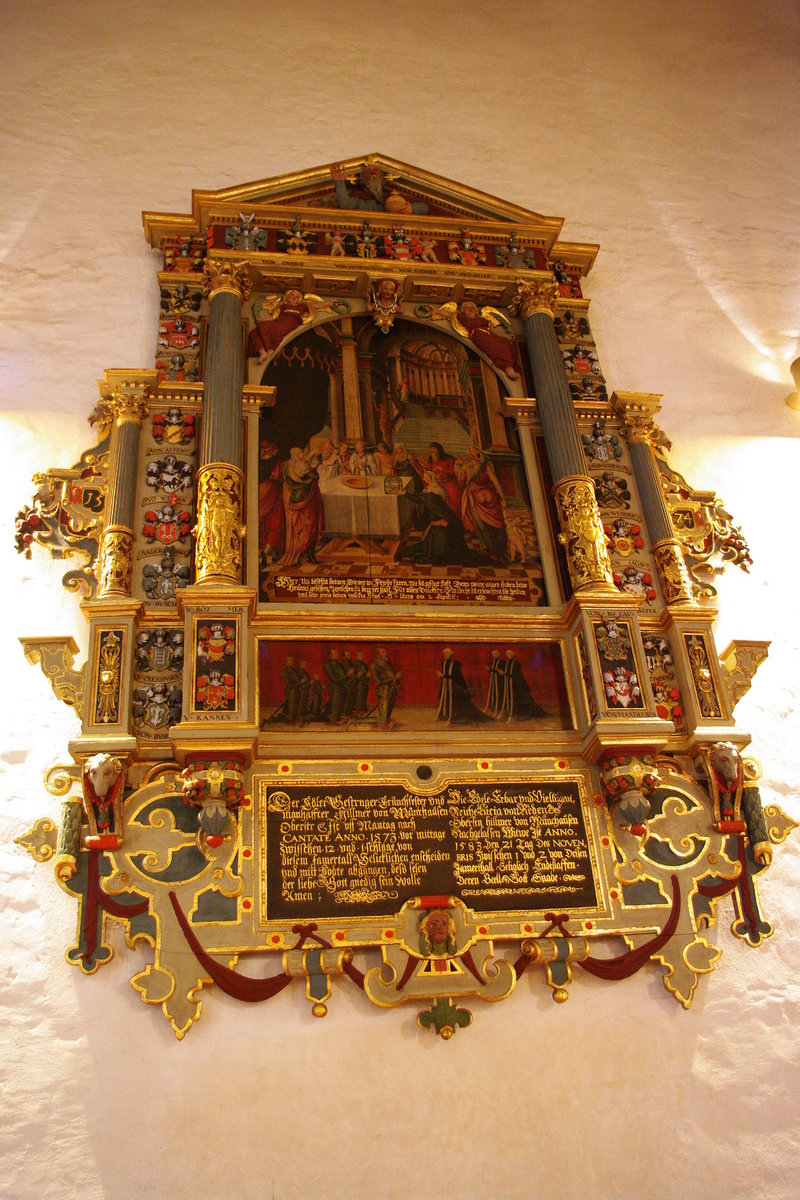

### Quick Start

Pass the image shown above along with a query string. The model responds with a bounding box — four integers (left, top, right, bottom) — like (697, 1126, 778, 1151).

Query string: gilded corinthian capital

(195, 463, 245, 583)
(611, 391, 670, 452)
(552, 475, 614, 590)
(203, 258, 253, 302)
(97, 369, 159, 426)
(510, 279, 560, 320)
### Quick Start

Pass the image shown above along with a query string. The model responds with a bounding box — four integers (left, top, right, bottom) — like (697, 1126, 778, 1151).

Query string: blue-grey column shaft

(106, 421, 141, 528)
(522, 311, 587, 482)
(200, 288, 245, 470)
(612, 398, 694, 604)
(629, 441, 673, 544)
(514, 281, 614, 593)
(95, 375, 155, 596)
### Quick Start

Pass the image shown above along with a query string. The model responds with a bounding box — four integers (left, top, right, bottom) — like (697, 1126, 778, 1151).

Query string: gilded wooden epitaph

(14, 155, 794, 1039)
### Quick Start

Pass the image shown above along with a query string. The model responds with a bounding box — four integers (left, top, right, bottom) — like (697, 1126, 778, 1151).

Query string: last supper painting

(252, 309, 549, 606)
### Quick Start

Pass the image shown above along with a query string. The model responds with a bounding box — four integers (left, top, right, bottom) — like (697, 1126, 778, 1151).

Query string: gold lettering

(265, 780, 598, 916)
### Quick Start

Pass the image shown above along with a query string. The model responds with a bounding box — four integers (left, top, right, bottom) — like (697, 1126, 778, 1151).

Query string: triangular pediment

(142, 154, 598, 273)
(198, 154, 557, 223)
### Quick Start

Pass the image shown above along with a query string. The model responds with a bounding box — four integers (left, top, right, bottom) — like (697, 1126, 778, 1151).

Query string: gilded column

(512, 280, 613, 593)
(611, 391, 694, 605)
(95, 370, 156, 597)
(197, 258, 252, 584)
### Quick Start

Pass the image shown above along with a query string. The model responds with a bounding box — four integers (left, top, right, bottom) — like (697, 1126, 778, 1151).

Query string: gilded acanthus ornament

(97, 526, 134, 596)
(97, 370, 158, 425)
(610, 392, 671, 453)
(652, 538, 694, 605)
(617, 411, 671, 452)
(107, 392, 150, 427)
(203, 258, 253, 302)
(510, 279, 560, 320)
(195, 464, 244, 583)
(553, 476, 614, 590)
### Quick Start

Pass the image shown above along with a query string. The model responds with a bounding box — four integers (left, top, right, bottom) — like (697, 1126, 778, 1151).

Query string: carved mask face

(424, 909, 451, 945)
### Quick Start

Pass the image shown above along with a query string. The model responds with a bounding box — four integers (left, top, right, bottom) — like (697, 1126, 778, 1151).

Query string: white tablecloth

(319, 475, 409, 537)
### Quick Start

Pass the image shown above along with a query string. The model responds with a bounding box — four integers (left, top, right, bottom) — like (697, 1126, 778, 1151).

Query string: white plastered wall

(1, 3, 798, 1198)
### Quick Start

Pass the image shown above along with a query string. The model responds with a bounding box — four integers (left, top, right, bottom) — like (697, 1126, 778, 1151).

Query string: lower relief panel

(17, 754, 796, 1039)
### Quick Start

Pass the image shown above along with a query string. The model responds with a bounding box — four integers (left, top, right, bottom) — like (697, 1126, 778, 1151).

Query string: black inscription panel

(260, 779, 600, 920)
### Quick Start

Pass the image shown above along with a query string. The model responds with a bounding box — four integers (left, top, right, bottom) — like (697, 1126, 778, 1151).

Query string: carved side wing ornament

(720, 640, 770, 708)
(14, 421, 110, 598)
(657, 456, 753, 601)
(20, 637, 86, 718)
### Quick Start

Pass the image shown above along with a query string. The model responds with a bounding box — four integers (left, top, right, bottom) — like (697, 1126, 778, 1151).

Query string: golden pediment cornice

(142, 154, 598, 275)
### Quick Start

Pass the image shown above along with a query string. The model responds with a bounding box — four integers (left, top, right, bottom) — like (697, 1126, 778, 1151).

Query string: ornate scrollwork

(194, 464, 244, 583)
(14, 817, 58, 863)
(553, 476, 614, 590)
(14, 432, 109, 597)
(43, 763, 80, 796)
(659, 460, 752, 601)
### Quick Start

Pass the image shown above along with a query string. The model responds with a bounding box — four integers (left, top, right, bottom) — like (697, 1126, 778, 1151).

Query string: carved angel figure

(431, 301, 519, 378)
(247, 290, 331, 365)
